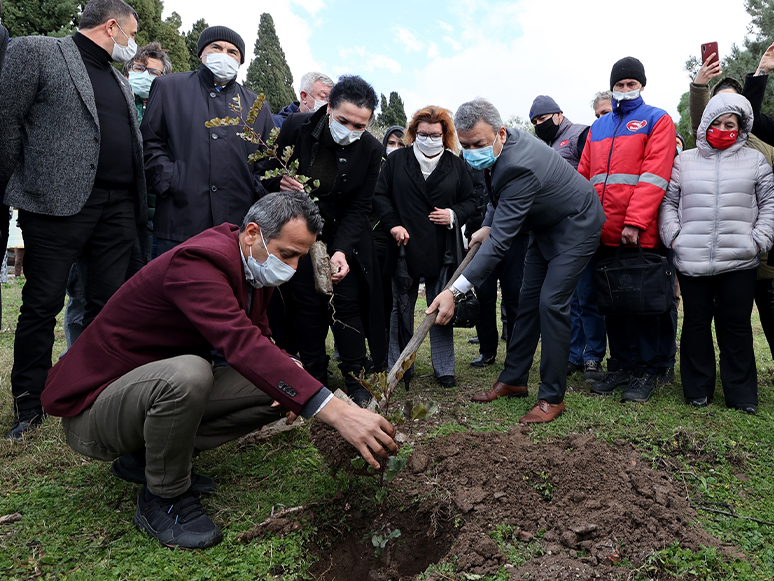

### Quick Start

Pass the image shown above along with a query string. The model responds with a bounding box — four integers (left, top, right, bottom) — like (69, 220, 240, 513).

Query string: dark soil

(301, 425, 730, 579)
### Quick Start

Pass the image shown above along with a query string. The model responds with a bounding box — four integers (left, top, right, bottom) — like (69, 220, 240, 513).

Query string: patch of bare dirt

(301, 426, 731, 579)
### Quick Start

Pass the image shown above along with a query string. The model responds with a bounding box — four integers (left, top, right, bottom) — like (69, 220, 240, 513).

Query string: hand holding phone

(696, 42, 721, 85)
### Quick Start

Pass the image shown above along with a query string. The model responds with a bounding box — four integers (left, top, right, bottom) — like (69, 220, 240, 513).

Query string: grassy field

(1, 276, 774, 580)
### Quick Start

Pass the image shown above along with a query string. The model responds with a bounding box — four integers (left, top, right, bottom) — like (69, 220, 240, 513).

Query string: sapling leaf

(281, 145, 294, 164)
(411, 404, 429, 420)
(389, 529, 401, 540)
(350, 456, 366, 469)
(384, 456, 407, 483)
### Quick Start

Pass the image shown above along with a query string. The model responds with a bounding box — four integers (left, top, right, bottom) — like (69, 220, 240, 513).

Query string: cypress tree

(185, 18, 209, 71)
(244, 13, 297, 114)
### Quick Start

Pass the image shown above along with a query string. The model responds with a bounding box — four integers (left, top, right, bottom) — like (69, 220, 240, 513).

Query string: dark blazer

(374, 147, 476, 278)
(43, 224, 324, 418)
(463, 128, 606, 287)
(141, 65, 275, 242)
(262, 108, 386, 363)
(0, 35, 147, 232)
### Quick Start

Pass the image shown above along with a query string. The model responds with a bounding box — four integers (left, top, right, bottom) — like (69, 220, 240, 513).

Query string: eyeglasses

(417, 132, 443, 139)
(128, 63, 163, 78)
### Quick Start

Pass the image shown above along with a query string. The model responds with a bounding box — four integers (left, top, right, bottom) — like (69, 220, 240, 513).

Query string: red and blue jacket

(578, 96, 676, 248)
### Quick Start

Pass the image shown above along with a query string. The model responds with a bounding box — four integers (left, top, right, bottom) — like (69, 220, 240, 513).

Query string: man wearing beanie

(578, 56, 676, 404)
(530, 96, 605, 385)
(141, 25, 275, 256)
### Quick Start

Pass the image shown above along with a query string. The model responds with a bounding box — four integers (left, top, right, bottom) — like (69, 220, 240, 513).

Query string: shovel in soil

(393, 244, 415, 390)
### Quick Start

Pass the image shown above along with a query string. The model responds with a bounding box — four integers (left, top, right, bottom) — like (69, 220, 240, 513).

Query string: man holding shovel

(427, 98, 605, 424)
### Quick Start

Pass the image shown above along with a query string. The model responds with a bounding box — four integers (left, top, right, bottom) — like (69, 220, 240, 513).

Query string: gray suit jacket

(463, 128, 606, 287)
(0, 35, 147, 225)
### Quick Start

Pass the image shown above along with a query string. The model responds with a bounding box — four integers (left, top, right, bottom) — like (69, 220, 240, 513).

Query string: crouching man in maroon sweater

(42, 192, 397, 549)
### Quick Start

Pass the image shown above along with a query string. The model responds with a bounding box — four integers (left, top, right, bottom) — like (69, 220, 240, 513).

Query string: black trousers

(754, 277, 774, 359)
(499, 231, 600, 403)
(474, 232, 528, 357)
(678, 268, 758, 407)
(12, 188, 135, 414)
(288, 251, 368, 387)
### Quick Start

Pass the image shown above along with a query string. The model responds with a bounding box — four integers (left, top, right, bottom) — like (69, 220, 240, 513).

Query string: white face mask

(110, 22, 137, 63)
(246, 231, 296, 288)
(329, 117, 363, 146)
(612, 89, 641, 102)
(309, 98, 327, 113)
(204, 52, 240, 83)
(414, 135, 444, 157)
(386, 146, 400, 156)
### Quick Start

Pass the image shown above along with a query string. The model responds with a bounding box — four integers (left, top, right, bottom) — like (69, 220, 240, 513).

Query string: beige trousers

(62, 355, 283, 497)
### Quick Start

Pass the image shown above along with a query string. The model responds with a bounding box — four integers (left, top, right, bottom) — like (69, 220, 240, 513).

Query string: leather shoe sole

(471, 381, 528, 403)
(519, 400, 565, 424)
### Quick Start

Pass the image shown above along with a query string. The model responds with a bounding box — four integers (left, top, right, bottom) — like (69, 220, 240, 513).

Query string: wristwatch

(449, 286, 465, 303)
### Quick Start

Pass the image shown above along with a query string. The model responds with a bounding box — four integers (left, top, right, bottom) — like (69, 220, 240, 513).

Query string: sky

(163, 0, 753, 127)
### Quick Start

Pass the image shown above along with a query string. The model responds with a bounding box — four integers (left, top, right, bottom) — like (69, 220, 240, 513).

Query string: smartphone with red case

(701, 42, 719, 67)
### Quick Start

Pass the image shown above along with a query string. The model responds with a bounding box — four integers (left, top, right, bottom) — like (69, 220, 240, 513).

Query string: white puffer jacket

(659, 93, 774, 276)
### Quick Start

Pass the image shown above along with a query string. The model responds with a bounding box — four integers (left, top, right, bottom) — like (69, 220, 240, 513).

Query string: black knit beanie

(529, 95, 562, 121)
(197, 26, 246, 64)
(610, 57, 646, 90)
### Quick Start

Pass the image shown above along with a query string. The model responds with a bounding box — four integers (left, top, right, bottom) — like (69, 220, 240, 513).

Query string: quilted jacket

(659, 93, 774, 276)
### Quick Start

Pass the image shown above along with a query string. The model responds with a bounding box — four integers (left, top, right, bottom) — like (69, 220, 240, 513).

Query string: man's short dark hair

(328, 75, 378, 118)
(240, 192, 322, 241)
(79, 0, 139, 30)
(122, 42, 172, 76)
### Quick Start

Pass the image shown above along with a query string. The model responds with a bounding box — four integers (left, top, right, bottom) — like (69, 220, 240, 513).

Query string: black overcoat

(262, 108, 387, 367)
(141, 65, 275, 242)
(373, 147, 476, 279)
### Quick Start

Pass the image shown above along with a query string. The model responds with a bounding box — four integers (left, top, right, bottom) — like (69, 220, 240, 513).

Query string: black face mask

(535, 117, 560, 143)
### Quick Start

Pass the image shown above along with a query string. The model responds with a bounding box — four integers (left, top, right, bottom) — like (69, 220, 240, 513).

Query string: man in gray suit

(428, 98, 605, 424)
(0, 0, 147, 441)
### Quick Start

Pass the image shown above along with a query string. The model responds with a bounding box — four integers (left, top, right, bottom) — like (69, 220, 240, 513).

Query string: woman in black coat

(262, 75, 384, 406)
(373, 106, 476, 387)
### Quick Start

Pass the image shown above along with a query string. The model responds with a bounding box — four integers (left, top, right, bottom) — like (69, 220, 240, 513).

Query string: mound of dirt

(304, 426, 729, 579)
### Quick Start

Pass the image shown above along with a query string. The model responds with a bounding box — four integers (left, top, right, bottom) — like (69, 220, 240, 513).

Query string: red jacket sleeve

(624, 115, 676, 231)
(578, 130, 592, 180)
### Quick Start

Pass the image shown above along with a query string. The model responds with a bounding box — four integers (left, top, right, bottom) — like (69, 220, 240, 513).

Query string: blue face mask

(246, 231, 296, 288)
(128, 71, 154, 100)
(463, 134, 501, 170)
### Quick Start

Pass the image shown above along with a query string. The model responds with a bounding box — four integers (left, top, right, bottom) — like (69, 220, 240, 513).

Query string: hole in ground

(308, 505, 456, 581)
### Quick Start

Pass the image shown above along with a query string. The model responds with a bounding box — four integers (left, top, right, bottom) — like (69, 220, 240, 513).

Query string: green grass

(1, 278, 774, 580)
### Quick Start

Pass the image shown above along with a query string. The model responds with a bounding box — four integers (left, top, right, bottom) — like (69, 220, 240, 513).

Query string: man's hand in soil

(316, 396, 397, 469)
(427, 289, 455, 325)
(280, 175, 305, 192)
(330, 251, 349, 283)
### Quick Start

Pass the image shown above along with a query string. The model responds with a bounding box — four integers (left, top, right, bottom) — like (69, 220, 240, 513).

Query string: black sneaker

(656, 366, 675, 386)
(590, 369, 631, 395)
(111, 454, 217, 494)
(583, 360, 605, 383)
(468, 336, 480, 345)
(4, 408, 45, 442)
(688, 397, 709, 408)
(134, 485, 222, 549)
(567, 361, 583, 377)
(621, 373, 657, 403)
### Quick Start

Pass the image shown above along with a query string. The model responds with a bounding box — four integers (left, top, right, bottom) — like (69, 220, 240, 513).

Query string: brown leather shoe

(471, 381, 528, 403)
(519, 400, 566, 424)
